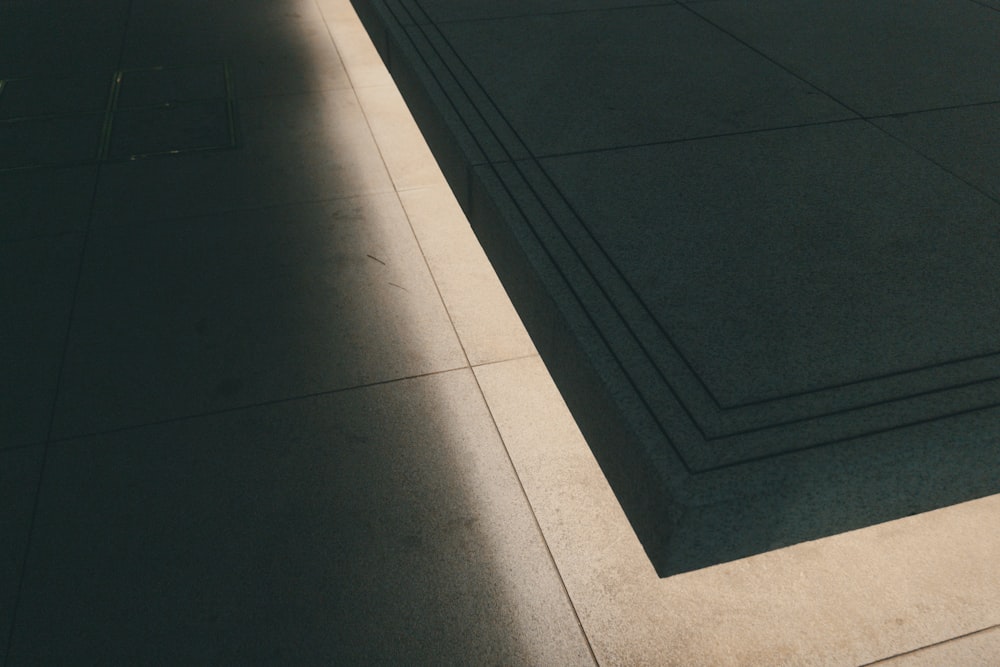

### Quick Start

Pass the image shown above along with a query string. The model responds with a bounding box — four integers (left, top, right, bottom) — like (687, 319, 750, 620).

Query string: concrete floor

(2, 0, 999, 664)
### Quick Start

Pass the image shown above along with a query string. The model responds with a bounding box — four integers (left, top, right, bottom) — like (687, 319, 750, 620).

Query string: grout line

(43, 365, 473, 447)
(469, 362, 601, 666)
(470, 352, 541, 369)
(859, 623, 1000, 666)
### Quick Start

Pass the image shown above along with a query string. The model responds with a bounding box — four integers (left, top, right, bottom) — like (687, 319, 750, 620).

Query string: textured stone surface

(352, 0, 1000, 574)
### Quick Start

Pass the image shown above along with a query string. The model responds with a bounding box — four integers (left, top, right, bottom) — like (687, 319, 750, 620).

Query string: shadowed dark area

(1, 0, 594, 663)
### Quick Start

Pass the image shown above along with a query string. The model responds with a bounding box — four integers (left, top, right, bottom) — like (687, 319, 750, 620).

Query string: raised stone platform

(350, 0, 1000, 575)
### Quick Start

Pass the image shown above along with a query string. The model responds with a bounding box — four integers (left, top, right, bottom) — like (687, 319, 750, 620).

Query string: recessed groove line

(533, 116, 861, 161)
(704, 374, 1000, 443)
(691, 399, 1000, 475)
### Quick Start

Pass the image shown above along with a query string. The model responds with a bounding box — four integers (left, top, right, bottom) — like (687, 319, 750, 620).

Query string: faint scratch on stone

(367, 254, 386, 265)
(388, 282, 409, 292)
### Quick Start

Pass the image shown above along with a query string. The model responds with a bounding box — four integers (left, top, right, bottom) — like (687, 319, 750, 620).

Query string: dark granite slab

(352, 0, 1000, 574)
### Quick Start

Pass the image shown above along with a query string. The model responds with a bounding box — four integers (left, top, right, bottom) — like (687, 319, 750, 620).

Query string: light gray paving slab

(435, 5, 851, 156)
(11, 372, 595, 665)
(52, 195, 466, 438)
(692, 0, 1000, 116)
(0, 235, 84, 449)
(0, 445, 44, 662)
(873, 103, 1000, 203)
(92, 89, 393, 226)
(0, 165, 97, 242)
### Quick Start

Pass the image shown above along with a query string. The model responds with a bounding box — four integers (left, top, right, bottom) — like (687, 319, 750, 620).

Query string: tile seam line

(858, 622, 1000, 666)
(468, 365, 601, 666)
(372, 125, 477, 373)
(674, 1, 1000, 210)
(43, 365, 473, 446)
(3, 2, 137, 662)
(530, 96, 1000, 161)
(471, 352, 542, 369)
(867, 111, 1000, 208)
(312, 1, 370, 94)
(393, 185, 480, 373)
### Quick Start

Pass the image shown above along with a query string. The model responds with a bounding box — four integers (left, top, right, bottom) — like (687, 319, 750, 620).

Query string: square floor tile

(694, 0, 1000, 116)
(0, 114, 104, 170)
(321, 11, 394, 88)
(52, 195, 466, 437)
(436, 4, 851, 156)
(0, 445, 44, 661)
(0, 165, 97, 241)
(13, 373, 594, 664)
(0, 235, 85, 448)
